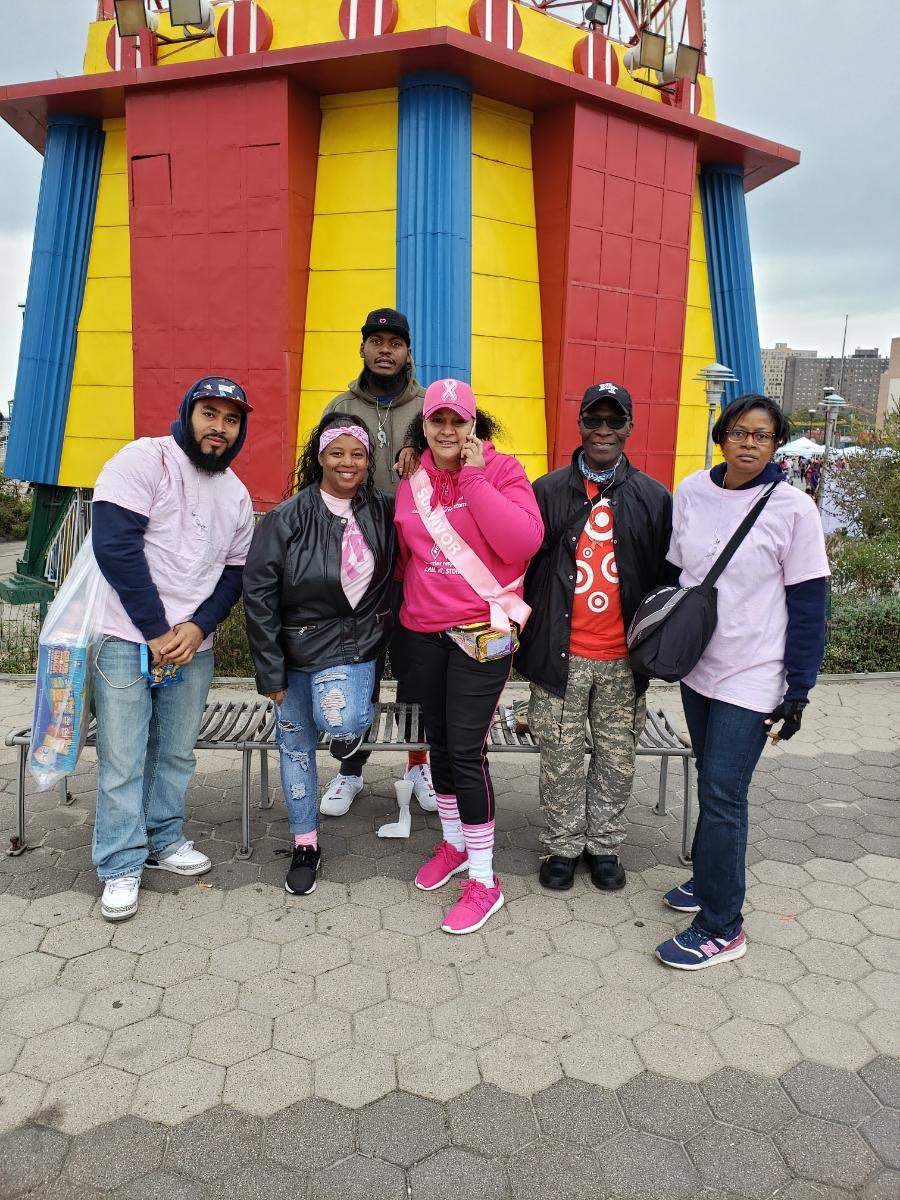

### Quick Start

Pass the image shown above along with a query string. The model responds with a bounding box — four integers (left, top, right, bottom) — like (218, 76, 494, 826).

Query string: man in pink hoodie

(393, 379, 544, 935)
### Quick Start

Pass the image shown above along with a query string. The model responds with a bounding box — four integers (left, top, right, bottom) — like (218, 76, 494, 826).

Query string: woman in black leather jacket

(243, 412, 396, 896)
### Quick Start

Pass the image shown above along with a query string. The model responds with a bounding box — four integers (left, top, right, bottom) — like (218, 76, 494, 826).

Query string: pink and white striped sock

(462, 820, 496, 887)
(436, 793, 465, 851)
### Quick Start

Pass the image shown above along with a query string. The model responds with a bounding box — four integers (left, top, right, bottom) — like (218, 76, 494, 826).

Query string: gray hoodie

(322, 363, 425, 495)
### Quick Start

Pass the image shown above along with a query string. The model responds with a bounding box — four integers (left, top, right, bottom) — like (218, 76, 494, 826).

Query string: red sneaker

(441, 876, 505, 935)
(414, 841, 468, 892)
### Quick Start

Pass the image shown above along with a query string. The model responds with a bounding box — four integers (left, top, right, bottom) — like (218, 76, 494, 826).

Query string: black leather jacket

(243, 485, 396, 694)
(515, 452, 674, 700)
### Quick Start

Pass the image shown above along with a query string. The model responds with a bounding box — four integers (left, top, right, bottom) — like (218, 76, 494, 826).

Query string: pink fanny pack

(409, 467, 531, 635)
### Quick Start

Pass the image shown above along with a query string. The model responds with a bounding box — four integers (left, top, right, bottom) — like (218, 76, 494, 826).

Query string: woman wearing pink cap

(243, 413, 396, 897)
(394, 378, 544, 934)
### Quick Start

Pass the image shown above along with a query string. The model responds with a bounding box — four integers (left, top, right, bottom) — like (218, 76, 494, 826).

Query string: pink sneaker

(441, 876, 505, 935)
(415, 841, 468, 892)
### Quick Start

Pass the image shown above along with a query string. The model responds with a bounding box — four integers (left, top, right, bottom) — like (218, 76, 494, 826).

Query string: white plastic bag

(28, 533, 111, 790)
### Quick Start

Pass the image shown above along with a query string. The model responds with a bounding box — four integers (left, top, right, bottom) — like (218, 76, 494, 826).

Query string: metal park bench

(6, 699, 695, 864)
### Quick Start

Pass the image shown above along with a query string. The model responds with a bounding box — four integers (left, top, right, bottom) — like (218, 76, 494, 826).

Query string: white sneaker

(405, 763, 438, 812)
(319, 773, 363, 817)
(145, 840, 211, 876)
(101, 875, 140, 922)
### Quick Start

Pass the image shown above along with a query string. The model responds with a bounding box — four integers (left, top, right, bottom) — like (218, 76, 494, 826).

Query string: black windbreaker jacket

(243, 485, 396, 694)
(515, 451, 674, 699)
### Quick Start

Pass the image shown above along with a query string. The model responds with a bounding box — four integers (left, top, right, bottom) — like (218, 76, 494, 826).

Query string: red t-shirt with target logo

(569, 480, 628, 660)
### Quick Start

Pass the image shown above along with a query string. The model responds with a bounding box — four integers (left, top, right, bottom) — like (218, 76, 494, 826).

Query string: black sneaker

(329, 732, 367, 761)
(285, 844, 321, 896)
(539, 855, 579, 891)
(583, 850, 626, 891)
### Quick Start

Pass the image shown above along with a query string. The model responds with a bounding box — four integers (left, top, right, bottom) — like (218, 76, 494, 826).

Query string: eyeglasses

(580, 413, 629, 431)
(725, 428, 776, 446)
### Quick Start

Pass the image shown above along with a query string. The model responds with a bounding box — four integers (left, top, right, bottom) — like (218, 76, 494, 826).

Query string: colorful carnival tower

(1, 0, 798, 598)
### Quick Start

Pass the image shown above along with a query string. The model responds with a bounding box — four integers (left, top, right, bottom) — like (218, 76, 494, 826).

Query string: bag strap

(702, 482, 779, 589)
(408, 467, 531, 632)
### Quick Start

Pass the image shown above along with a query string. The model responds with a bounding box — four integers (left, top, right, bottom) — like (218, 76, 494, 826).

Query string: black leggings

(397, 627, 511, 826)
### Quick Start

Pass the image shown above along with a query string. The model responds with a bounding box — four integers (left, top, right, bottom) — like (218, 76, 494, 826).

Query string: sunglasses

(580, 412, 629, 431)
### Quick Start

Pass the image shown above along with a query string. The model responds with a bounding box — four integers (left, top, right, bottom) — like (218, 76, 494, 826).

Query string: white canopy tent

(776, 437, 824, 458)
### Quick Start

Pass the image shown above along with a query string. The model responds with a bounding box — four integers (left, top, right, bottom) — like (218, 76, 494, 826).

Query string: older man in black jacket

(516, 383, 673, 892)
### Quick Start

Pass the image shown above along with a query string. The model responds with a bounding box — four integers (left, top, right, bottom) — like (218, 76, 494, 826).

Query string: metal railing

(45, 489, 93, 589)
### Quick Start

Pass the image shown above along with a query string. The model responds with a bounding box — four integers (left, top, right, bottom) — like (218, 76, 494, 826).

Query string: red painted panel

(534, 101, 698, 487)
(127, 77, 320, 507)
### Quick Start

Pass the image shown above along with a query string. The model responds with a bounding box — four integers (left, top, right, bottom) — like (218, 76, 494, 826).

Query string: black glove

(764, 700, 806, 742)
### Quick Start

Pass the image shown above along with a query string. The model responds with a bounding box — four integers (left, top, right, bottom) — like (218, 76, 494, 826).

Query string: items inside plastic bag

(28, 534, 111, 791)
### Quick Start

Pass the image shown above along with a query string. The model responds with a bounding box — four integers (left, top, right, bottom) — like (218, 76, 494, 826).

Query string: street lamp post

(695, 363, 739, 469)
(815, 390, 848, 510)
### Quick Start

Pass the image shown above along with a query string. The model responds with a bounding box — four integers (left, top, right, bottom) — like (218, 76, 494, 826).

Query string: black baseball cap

(361, 308, 411, 346)
(580, 382, 632, 419)
(188, 376, 252, 413)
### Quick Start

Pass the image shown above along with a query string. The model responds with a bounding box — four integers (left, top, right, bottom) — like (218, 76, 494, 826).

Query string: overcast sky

(0, 0, 898, 416)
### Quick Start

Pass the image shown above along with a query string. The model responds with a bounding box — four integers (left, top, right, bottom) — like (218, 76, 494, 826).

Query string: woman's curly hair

(289, 411, 376, 497)
(402, 409, 504, 455)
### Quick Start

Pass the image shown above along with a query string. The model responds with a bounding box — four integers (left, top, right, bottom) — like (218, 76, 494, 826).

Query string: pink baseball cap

(423, 378, 476, 422)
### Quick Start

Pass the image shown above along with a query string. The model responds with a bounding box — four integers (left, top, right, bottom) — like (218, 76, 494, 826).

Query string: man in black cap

(322, 308, 425, 494)
(319, 308, 434, 817)
(516, 382, 673, 893)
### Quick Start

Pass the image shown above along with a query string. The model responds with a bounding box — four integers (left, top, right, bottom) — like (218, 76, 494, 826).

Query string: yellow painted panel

(94, 172, 129, 227)
(58, 438, 130, 488)
(306, 270, 396, 331)
(83, 21, 112, 75)
(102, 128, 128, 176)
(314, 151, 397, 214)
(472, 158, 535, 227)
(515, 453, 549, 482)
(301, 331, 367, 393)
(71, 333, 134, 389)
(64, 388, 135, 441)
(689, 210, 706, 258)
(319, 102, 398, 155)
(78, 278, 132, 333)
(676, 182, 718, 481)
(473, 275, 541, 341)
(473, 95, 533, 126)
(518, 3, 582, 72)
(480, 396, 547, 455)
(87, 226, 132, 279)
(397, 0, 470, 34)
(472, 217, 539, 282)
(472, 337, 544, 399)
(296, 389, 343, 445)
(472, 101, 533, 170)
(310, 212, 396, 271)
(321, 89, 399, 110)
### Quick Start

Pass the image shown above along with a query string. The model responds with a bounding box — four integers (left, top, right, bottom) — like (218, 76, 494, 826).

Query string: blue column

(5, 115, 105, 483)
(397, 72, 472, 386)
(699, 163, 765, 407)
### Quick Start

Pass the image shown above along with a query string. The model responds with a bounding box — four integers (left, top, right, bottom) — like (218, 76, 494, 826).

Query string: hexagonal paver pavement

(0, 677, 898, 1197)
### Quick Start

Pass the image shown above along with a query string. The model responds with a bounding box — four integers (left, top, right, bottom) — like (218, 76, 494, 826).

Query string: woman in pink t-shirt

(243, 413, 395, 898)
(656, 395, 830, 972)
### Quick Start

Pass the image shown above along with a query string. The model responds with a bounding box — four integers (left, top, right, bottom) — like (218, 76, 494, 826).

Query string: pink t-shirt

(92, 436, 255, 651)
(667, 471, 830, 713)
(318, 489, 375, 610)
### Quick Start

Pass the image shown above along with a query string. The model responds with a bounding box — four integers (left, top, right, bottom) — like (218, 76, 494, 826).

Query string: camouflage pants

(528, 656, 646, 857)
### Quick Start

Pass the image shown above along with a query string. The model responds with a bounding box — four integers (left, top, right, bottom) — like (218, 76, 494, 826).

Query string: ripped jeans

(275, 661, 376, 834)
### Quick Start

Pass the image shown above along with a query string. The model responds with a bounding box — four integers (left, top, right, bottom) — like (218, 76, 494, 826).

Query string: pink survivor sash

(409, 467, 531, 633)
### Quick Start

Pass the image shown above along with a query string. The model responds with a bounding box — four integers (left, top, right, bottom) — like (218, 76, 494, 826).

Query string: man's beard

(365, 363, 407, 394)
(184, 424, 230, 473)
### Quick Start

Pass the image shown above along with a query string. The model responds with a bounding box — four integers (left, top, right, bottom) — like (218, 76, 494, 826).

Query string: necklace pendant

(377, 428, 387, 447)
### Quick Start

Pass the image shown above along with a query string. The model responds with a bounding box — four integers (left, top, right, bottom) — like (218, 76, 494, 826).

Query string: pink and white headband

(319, 424, 370, 455)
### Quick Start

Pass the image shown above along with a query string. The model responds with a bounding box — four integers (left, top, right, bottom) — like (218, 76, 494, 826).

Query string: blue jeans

(92, 637, 214, 881)
(276, 662, 376, 834)
(681, 683, 768, 939)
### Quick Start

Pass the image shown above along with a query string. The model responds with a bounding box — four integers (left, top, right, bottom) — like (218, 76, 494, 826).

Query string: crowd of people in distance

(83, 305, 830, 975)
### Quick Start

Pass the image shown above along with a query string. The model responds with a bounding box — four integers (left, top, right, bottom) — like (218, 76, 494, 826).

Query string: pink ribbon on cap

(319, 424, 371, 455)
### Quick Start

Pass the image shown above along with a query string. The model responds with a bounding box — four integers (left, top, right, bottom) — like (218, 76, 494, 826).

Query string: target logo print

(106, 24, 158, 69)
(339, 0, 400, 39)
(217, 2, 274, 56)
(576, 500, 618, 616)
(573, 31, 619, 87)
(468, 1, 523, 52)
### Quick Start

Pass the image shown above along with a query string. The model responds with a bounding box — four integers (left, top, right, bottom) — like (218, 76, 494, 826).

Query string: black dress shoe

(539, 855, 579, 891)
(285, 844, 321, 895)
(583, 850, 626, 890)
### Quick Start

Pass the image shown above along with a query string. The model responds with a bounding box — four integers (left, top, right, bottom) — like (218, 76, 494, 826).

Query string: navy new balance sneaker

(656, 925, 747, 970)
(663, 878, 701, 913)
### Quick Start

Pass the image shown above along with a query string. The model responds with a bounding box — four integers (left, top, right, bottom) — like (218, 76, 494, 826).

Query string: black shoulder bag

(626, 482, 778, 682)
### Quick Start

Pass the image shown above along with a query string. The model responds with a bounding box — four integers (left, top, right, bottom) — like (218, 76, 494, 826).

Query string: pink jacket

(395, 444, 544, 633)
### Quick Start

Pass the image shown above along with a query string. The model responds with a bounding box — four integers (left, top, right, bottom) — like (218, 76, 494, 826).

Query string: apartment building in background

(876, 338, 900, 429)
(779, 347, 888, 425)
(761, 342, 817, 401)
